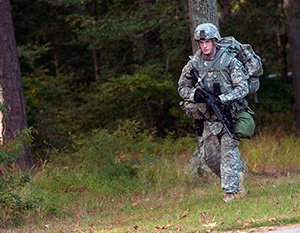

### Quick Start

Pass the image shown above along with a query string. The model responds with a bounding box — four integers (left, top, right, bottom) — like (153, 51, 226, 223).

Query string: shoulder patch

(182, 65, 187, 73)
(182, 61, 193, 76)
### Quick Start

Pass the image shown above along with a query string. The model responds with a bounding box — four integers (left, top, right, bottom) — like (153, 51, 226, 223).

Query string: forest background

(1, 0, 300, 231)
(11, 0, 296, 156)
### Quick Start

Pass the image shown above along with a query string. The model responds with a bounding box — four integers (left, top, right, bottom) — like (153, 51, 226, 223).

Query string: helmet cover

(194, 23, 221, 41)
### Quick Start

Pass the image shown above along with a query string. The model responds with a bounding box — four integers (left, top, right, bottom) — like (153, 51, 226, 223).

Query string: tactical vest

(191, 47, 236, 97)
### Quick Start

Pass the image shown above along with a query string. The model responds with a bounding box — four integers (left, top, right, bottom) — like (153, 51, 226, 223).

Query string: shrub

(0, 128, 39, 226)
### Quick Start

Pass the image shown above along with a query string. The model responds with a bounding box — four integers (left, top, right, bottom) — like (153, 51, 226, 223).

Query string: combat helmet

(194, 23, 221, 41)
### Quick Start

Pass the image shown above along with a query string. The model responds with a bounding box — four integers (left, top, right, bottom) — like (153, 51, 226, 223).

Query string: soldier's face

(199, 39, 215, 55)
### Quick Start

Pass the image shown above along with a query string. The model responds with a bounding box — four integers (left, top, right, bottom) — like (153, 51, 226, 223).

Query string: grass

(3, 174, 300, 232)
(1, 122, 300, 232)
(240, 125, 300, 174)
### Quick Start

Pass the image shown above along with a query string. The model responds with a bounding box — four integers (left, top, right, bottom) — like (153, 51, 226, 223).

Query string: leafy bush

(0, 128, 39, 226)
(77, 65, 180, 135)
(22, 65, 183, 158)
(43, 120, 155, 196)
(28, 120, 195, 218)
(251, 77, 295, 131)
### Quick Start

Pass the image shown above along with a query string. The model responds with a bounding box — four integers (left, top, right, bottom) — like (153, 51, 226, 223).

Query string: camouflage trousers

(188, 121, 245, 193)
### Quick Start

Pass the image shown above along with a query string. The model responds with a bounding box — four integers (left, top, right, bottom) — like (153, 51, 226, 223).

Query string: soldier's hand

(215, 97, 223, 108)
(194, 89, 206, 103)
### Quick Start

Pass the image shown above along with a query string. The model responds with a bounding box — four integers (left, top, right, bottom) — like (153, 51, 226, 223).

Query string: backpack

(218, 36, 263, 102)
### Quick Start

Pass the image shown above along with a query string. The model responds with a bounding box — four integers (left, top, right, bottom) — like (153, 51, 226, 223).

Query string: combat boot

(223, 193, 235, 202)
(237, 172, 246, 198)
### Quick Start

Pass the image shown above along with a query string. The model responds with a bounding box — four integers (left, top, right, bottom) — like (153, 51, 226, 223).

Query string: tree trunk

(284, 0, 300, 132)
(188, 0, 219, 53)
(0, 0, 32, 168)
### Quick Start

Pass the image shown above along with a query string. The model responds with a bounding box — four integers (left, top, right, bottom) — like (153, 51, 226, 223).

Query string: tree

(188, 0, 219, 53)
(0, 0, 32, 168)
(284, 0, 300, 133)
(184, 0, 219, 177)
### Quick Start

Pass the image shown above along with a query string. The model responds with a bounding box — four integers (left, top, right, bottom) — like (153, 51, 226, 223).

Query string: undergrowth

(1, 120, 300, 231)
(0, 128, 40, 227)
(240, 125, 300, 174)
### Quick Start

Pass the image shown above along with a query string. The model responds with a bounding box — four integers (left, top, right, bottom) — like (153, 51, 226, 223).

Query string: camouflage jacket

(178, 46, 250, 129)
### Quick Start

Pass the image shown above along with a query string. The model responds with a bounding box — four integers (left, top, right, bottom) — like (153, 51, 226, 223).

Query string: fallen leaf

(255, 218, 265, 222)
(133, 225, 138, 230)
(243, 220, 252, 228)
(132, 201, 138, 206)
(200, 213, 207, 219)
(203, 222, 218, 229)
(173, 226, 180, 231)
(235, 219, 242, 224)
(269, 217, 278, 222)
(178, 213, 187, 219)
(163, 224, 171, 229)
(267, 226, 277, 231)
(155, 224, 171, 230)
(114, 153, 126, 163)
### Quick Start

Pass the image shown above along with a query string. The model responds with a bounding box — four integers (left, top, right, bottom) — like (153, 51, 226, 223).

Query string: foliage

(2, 124, 300, 231)
(22, 64, 185, 158)
(0, 128, 39, 226)
(219, 0, 287, 77)
(78, 65, 180, 134)
(13, 0, 190, 79)
(68, 119, 156, 181)
(3, 0, 300, 231)
(22, 71, 78, 154)
(17, 43, 51, 73)
(10, 0, 295, 156)
(251, 77, 294, 130)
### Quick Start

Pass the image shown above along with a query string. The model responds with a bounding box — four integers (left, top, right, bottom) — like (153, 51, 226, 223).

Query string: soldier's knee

(221, 134, 240, 148)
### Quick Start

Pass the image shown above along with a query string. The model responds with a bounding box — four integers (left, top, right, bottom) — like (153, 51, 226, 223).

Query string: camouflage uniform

(178, 23, 249, 194)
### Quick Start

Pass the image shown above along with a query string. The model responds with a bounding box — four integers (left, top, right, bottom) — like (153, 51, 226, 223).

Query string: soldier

(178, 23, 248, 202)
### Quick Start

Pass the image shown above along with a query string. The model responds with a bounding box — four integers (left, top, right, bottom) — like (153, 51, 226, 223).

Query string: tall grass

(240, 125, 300, 174)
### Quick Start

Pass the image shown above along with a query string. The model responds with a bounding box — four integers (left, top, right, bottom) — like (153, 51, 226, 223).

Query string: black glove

(194, 89, 206, 103)
(215, 97, 224, 108)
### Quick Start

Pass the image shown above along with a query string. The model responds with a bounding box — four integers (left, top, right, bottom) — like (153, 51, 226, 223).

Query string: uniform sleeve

(219, 58, 249, 102)
(177, 60, 198, 102)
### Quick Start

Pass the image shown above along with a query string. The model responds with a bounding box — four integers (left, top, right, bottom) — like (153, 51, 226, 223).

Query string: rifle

(191, 68, 239, 140)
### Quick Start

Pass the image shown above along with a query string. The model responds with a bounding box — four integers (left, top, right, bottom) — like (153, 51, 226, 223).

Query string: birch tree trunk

(284, 0, 300, 133)
(0, 0, 32, 168)
(188, 0, 219, 53)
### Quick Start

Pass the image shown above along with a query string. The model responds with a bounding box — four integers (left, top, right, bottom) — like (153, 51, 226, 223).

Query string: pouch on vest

(234, 111, 255, 139)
